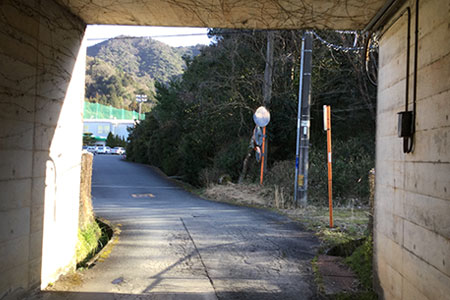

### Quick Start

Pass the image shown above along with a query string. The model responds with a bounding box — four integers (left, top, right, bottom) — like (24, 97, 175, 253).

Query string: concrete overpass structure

(0, 0, 448, 299)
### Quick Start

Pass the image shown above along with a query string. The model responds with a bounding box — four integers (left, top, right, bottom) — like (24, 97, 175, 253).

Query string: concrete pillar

(0, 0, 86, 297)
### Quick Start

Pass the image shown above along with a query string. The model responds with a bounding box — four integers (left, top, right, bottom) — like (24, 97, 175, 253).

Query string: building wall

(374, 0, 450, 299)
(83, 120, 135, 140)
(0, 0, 86, 298)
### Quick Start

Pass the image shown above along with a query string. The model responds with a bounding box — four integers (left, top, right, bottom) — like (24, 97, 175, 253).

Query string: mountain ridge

(85, 36, 203, 112)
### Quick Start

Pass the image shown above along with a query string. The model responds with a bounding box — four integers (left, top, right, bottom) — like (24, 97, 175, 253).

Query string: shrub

(265, 160, 296, 207)
(264, 136, 374, 207)
(199, 167, 221, 187)
(309, 137, 374, 205)
(345, 236, 373, 290)
(213, 138, 249, 181)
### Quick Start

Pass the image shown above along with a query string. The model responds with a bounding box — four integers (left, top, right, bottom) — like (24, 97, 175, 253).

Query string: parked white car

(111, 147, 125, 155)
(86, 146, 97, 154)
(97, 146, 111, 154)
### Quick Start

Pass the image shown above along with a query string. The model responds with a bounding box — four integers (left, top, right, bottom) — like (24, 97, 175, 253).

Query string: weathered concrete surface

(34, 155, 319, 299)
(316, 255, 358, 295)
(374, 0, 450, 298)
(79, 152, 94, 229)
(55, 0, 385, 30)
(0, 0, 86, 298)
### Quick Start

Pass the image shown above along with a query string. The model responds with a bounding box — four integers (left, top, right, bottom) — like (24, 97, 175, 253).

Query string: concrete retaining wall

(0, 0, 86, 297)
(374, 0, 450, 298)
(79, 152, 94, 230)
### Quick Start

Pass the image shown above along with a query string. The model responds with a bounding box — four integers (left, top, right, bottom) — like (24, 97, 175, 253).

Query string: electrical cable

(311, 31, 365, 52)
(363, 31, 378, 86)
(86, 29, 268, 41)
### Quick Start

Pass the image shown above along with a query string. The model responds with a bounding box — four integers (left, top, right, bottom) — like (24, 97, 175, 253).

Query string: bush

(309, 137, 374, 205)
(213, 138, 249, 181)
(265, 160, 296, 207)
(199, 168, 221, 187)
(264, 136, 374, 207)
(345, 236, 373, 290)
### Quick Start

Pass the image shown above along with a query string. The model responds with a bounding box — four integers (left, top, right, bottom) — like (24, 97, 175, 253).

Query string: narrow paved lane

(42, 156, 318, 299)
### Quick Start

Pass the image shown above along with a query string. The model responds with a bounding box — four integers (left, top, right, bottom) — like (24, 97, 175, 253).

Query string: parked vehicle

(86, 146, 97, 154)
(97, 146, 112, 154)
(111, 147, 125, 155)
(97, 146, 106, 154)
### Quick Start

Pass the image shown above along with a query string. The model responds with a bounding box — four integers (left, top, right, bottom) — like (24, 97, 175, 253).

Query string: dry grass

(203, 182, 296, 208)
(201, 183, 370, 248)
(203, 183, 272, 207)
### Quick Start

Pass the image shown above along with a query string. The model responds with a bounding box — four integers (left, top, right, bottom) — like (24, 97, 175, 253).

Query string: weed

(345, 236, 374, 290)
(76, 219, 112, 268)
(311, 256, 325, 295)
(76, 220, 101, 265)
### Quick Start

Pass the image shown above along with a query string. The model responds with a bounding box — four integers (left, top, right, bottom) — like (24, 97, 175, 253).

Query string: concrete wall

(0, 0, 86, 298)
(374, 0, 450, 298)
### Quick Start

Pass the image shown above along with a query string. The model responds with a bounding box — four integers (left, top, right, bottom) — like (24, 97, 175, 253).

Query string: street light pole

(136, 94, 147, 119)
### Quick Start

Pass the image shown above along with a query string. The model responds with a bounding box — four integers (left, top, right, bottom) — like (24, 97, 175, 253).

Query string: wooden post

(324, 105, 333, 228)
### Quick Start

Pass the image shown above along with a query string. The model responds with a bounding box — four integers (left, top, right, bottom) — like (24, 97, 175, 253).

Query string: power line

(85, 29, 295, 41)
(86, 32, 210, 41)
(87, 30, 377, 53)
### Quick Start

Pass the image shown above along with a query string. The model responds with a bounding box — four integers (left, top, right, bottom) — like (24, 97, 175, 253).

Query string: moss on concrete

(345, 236, 373, 290)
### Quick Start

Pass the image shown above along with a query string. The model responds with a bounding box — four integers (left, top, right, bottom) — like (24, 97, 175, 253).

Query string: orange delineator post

(260, 126, 266, 185)
(325, 106, 333, 228)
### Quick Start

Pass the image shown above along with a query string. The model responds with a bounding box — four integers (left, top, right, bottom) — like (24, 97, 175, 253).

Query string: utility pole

(294, 31, 313, 207)
(260, 31, 274, 184)
(263, 31, 274, 106)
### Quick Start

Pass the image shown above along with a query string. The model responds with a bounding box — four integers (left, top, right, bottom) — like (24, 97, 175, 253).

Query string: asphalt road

(39, 155, 319, 300)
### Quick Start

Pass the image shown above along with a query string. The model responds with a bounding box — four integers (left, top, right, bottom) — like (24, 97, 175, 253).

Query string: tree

(106, 132, 127, 148)
(127, 29, 377, 203)
(83, 132, 96, 146)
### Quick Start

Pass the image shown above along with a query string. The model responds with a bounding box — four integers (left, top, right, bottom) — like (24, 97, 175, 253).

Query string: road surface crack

(180, 217, 220, 300)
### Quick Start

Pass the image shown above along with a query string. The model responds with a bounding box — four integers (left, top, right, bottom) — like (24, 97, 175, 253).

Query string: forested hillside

(127, 29, 377, 205)
(85, 36, 203, 112)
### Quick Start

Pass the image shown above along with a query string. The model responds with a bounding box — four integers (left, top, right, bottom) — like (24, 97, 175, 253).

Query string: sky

(86, 25, 213, 47)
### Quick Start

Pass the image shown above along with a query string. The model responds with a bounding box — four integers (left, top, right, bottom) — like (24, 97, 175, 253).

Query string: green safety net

(83, 102, 145, 120)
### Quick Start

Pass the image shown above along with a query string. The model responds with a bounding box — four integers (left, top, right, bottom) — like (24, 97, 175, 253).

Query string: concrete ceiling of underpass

(55, 0, 387, 30)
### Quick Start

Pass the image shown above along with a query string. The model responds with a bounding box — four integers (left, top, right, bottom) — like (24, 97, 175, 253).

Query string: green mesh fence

(83, 102, 145, 120)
